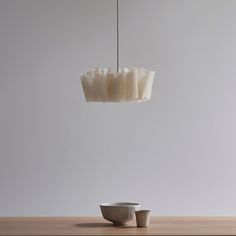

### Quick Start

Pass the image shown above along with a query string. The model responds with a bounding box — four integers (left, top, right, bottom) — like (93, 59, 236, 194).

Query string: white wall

(1, 0, 236, 216)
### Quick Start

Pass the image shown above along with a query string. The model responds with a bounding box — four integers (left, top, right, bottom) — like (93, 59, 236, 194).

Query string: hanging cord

(116, 0, 119, 72)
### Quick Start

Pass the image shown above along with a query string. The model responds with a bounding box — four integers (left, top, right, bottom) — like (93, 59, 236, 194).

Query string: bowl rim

(100, 202, 140, 207)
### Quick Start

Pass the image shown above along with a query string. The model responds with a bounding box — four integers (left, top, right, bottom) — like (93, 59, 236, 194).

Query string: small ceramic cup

(135, 210, 151, 227)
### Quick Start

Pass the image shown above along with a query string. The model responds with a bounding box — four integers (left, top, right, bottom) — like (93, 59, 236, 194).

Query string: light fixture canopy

(81, 0, 156, 103)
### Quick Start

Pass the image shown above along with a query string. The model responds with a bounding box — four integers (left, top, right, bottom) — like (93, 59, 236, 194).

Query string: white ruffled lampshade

(81, 68, 155, 102)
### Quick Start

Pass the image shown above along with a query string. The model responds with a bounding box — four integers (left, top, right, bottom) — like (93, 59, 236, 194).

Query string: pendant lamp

(81, 0, 155, 102)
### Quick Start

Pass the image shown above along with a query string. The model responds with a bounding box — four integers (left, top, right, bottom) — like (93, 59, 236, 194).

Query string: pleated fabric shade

(81, 68, 155, 102)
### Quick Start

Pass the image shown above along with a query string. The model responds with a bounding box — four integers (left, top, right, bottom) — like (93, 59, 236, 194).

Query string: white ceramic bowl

(100, 202, 140, 226)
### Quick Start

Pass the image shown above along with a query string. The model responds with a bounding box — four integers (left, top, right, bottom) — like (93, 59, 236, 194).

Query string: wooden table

(1, 217, 236, 235)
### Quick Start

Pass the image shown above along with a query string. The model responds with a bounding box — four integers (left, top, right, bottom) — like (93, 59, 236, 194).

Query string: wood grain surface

(1, 217, 236, 235)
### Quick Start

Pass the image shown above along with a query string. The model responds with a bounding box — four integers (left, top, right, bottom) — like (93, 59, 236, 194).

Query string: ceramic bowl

(100, 202, 140, 226)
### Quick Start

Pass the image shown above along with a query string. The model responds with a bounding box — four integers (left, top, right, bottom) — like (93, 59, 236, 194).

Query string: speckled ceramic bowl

(100, 202, 140, 226)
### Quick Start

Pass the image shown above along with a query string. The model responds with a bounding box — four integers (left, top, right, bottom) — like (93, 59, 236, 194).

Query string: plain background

(1, 0, 236, 216)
